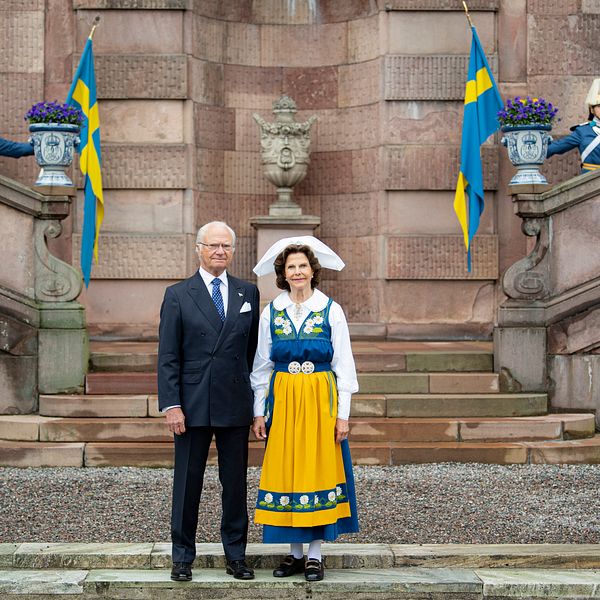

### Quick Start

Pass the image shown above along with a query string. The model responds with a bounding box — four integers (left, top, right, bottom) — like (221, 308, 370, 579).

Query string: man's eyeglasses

(198, 242, 234, 252)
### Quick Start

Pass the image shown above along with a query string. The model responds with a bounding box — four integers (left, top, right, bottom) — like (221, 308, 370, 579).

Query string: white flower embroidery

(328, 491, 336, 502)
(313, 315, 323, 325)
(274, 316, 285, 326)
(314, 494, 320, 505)
(282, 323, 292, 335)
(305, 318, 314, 328)
(299, 495, 309, 505)
(264, 493, 273, 503)
(279, 495, 289, 506)
(303, 324, 314, 334)
(336, 486, 342, 496)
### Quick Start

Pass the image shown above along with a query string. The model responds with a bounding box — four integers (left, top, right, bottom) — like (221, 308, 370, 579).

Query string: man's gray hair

(196, 221, 236, 246)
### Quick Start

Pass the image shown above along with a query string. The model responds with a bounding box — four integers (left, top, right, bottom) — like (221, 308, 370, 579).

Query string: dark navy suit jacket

(157, 271, 259, 428)
(0, 137, 33, 158)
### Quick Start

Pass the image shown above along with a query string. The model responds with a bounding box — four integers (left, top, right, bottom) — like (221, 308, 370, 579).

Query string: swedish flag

(66, 37, 103, 287)
(454, 26, 503, 271)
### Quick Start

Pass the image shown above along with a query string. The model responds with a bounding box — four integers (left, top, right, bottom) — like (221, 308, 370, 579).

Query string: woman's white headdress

(252, 235, 345, 276)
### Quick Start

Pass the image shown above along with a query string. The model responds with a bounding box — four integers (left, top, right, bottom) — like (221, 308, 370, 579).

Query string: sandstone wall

(0, 0, 596, 339)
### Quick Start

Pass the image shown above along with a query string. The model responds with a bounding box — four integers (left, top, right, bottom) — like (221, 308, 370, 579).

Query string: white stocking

(290, 543, 303, 559)
(307, 539, 322, 561)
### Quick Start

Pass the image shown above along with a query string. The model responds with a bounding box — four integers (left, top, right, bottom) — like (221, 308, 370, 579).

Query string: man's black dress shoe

(226, 559, 255, 580)
(304, 558, 324, 581)
(273, 555, 305, 577)
(170, 562, 192, 582)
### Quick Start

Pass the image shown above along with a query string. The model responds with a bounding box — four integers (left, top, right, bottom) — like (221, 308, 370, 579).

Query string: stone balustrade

(495, 171, 600, 423)
(0, 174, 87, 414)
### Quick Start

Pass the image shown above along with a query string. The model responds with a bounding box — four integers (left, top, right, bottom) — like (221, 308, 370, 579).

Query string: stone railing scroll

(495, 171, 600, 423)
(0, 174, 87, 414)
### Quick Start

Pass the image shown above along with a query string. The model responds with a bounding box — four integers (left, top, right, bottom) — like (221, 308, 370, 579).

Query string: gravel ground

(2, 464, 600, 545)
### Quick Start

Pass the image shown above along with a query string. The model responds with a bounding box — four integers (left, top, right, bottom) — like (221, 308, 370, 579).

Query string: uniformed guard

(546, 78, 600, 173)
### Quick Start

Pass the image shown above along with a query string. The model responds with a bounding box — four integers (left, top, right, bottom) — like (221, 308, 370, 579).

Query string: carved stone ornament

(502, 217, 550, 300)
(34, 220, 83, 302)
(253, 95, 317, 217)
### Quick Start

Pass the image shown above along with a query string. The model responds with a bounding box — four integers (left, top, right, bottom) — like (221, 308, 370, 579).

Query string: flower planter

(29, 123, 80, 187)
(501, 124, 552, 186)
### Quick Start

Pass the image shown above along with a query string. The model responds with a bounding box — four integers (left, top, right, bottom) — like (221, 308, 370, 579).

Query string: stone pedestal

(250, 215, 321, 304)
(38, 301, 88, 394)
(494, 323, 547, 392)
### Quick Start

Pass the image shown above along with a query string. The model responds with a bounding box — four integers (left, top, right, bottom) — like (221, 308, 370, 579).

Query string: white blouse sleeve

(329, 301, 359, 420)
(250, 305, 274, 418)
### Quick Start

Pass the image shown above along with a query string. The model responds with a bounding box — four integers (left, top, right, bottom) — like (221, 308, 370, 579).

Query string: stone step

(84, 370, 500, 396)
(39, 394, 152, 418)
(4, 542, 600, 571)
(357, 372, 499, 394)
(1, 565, 600, 598)
(39, 382, 506, 417)
(4, 413, 589, 444)
(0, 441, 85, 467)
(385, 393, 548, 417)
(4, 435, 600, 468)
(86, 372, 157, 395)
(88, 340, 494, 375)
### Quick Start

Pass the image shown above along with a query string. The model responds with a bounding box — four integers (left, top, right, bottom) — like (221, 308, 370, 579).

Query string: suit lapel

(213, 276, 246, 353)
(187, 272, 223, 334)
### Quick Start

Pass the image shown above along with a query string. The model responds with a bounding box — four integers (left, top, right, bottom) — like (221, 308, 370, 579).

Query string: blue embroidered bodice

(269, 298, 334, 364)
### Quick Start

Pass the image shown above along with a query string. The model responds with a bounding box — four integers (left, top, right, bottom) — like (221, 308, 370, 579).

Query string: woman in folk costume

(251, 236, 359, 582)
(546, 78, 600, 173)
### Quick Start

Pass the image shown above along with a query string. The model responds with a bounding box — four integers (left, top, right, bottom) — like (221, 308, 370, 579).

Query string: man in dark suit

(158, 221, 259, 582)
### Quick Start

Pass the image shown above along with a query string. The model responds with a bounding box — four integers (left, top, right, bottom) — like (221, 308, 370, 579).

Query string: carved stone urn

(253, 95, 316, 217)
(501, 125, 552, 186)
(29, 123, 80, 187)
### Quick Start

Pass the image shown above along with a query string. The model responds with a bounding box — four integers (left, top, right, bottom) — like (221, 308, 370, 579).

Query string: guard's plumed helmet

(585, 78, 600, 115)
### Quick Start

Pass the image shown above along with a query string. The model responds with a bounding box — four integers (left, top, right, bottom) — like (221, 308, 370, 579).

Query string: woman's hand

(252, 416, 267, 440)
(335, 418, 349, 444)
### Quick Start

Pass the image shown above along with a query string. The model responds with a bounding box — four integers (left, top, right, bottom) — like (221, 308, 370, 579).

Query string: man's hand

(252, 416, 267, 440)
(335, 418, 349, 444)
(165, 407, 186, 435)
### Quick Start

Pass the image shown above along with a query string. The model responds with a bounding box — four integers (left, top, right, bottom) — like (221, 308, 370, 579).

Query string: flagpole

(89, 15, 101, 40)
(462, 1, 474, 28)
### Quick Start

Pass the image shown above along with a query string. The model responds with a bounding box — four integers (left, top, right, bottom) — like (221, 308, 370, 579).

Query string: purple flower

(25, 101, 84, 126)
(497, 96, 559, 127)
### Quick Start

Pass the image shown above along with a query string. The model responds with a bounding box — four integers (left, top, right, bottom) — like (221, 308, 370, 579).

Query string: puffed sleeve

(250, 304, 274, 417)
(329, 301, 359, 420)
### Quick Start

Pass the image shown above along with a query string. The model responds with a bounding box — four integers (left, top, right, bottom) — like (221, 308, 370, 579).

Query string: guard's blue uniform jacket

(546, 119, 600, 173)
(0, 136, 34, 158)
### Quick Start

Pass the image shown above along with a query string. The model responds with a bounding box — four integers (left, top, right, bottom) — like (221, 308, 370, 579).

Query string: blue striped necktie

(211, 278, 225, 321)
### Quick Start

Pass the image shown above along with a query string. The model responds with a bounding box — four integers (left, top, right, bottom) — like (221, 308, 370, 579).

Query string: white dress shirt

(250, 289, 358, 420)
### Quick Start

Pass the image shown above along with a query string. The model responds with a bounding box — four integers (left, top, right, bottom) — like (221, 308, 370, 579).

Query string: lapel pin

(238, 292, 243, 296)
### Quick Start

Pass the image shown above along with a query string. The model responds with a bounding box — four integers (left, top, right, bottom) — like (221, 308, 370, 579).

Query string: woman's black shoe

(273, 555, 305, 577)
(304, 558, 324, 581)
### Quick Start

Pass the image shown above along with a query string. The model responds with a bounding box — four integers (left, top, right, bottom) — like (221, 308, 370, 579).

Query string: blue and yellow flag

(66, 37, 103, 287)
(454, 26, 503, 271)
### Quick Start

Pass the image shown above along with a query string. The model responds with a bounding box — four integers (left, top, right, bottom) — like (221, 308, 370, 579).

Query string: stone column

(495, 214, 549, 392)
(34, 211, 88, 394)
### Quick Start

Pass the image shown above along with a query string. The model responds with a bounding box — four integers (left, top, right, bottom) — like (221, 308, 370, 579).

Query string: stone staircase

(2, 542, 600, 598)
(1, 340, 599, 467)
